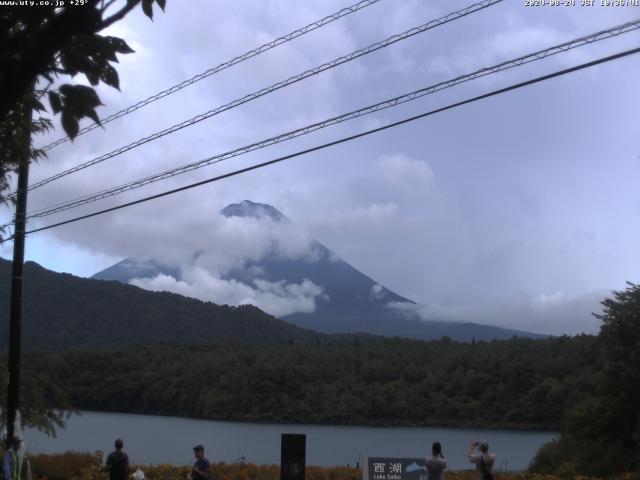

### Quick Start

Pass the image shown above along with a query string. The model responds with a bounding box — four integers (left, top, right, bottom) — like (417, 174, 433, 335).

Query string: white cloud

(376, 153, 435, 190)
(370, 284, 386, 301)
(130, 268, 325, 318)
(485, 26, 563, 61)
(389, 290, 608, 336)
(114, 210, 331, 317)
(47, 207, 322, 275)
(315, 202, 399, 228)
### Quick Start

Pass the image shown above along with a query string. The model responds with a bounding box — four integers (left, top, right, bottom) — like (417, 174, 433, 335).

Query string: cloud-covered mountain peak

(92, 199, 546, 341)
(221, 200, 288, 223)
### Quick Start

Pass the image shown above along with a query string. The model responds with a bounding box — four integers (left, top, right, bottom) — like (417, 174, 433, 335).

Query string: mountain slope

(93, 200, 544, 341)
(0, 259, 323, 351)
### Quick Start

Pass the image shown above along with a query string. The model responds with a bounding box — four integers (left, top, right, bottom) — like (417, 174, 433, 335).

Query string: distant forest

(25, 335, 599, 430)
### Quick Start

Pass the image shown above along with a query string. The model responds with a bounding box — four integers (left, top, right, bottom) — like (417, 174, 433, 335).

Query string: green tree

(0, 358, 73, 436)
(0, 0, 168, 434)
(570, 282, 640, 474)
(531, 283, 640, 476)
(0, 0, 167, 203)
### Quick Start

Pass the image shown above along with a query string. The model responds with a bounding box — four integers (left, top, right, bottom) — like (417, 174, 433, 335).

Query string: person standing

(425, 441, 446, 480)
(106, 438, 129, 480)
(3, 436, 21, 480)
(468, 441, 495, 480)
(192, 445, 211, 480)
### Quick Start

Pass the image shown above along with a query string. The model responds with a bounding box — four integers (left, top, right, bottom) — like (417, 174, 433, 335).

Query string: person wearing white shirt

(468, 441, 495, 480)
(425, 441, 446, 480)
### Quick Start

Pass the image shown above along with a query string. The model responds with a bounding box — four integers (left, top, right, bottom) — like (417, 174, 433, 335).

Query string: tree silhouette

(0, 0, 167, 203)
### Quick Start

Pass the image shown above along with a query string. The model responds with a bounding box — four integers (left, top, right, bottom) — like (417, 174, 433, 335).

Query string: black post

(6, 103, 32, 447)
(281, 433, 306, 480)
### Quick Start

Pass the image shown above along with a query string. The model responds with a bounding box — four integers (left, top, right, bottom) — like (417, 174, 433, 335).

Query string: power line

(24, 0, 503, 193)
(23, 18, 640, 221)
(10, 46, 639, 241)
(39, 0, 385, 152)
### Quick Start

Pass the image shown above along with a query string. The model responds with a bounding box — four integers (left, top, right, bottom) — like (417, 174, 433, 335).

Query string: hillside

(0, 258, 323, 351)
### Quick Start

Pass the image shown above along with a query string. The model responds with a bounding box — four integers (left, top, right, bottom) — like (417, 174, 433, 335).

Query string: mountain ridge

(0, 258, 325, 351)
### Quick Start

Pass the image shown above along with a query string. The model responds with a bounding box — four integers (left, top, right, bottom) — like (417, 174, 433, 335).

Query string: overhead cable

(25, 0, 503, 193)
(8, 45, 638, 241)
(39, 0, 385, 152)
(24, 18, 640, 220)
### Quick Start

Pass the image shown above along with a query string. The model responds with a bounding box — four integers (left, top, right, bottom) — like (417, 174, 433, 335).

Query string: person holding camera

(192, 445, 212, 480)
(468, 441, 495, 480)
(425, 441, 446, 480)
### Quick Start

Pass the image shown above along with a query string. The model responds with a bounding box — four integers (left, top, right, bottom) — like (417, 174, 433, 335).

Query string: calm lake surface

(23, 411, 556, 471)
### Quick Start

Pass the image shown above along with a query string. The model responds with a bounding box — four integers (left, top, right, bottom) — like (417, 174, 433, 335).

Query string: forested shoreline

(7, 283, 638, 477)
(25, 335, 599, 431)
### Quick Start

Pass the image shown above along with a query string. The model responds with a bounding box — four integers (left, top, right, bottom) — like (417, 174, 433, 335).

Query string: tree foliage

(0, 0, 167, 204)
(531, 283, 640, 477)
(0, 354, 73, 436)
(27, 335, 600, 431)
(0, 0, 167, 434)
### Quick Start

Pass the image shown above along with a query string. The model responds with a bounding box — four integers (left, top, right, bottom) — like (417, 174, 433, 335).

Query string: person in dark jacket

(192, 445, 211, 480)
(106, 438, 129, 480)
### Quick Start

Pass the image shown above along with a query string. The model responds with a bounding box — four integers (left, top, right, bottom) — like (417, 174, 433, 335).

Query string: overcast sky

(2, 0, 639, 335)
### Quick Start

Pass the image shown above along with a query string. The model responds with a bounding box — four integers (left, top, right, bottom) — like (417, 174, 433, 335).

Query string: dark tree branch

(0, 1, 106, 119)
(99, 0, 141, 30)
(101, 0, 120, 15)
(0, 7, 96, 118)
(36, 80, 53, 100)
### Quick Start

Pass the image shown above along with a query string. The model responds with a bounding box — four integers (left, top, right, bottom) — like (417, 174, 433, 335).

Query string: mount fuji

(92, 200, 543, 341)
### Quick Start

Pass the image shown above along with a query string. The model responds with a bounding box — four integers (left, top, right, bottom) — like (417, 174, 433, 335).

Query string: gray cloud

(2, 1, 638, 335)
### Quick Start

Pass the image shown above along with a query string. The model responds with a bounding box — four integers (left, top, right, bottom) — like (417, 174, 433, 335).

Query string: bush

(30, 450, 98, 480)
(529, 437, 582, 475)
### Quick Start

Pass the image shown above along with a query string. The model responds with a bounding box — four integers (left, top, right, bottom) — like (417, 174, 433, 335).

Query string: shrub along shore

(26, 451, 638, 480)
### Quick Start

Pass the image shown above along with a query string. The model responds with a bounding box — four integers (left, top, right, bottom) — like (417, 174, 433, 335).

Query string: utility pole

(6, 100, 32, 447)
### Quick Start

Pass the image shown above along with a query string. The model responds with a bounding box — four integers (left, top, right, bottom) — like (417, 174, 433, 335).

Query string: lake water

(23, 411, 556, 471)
